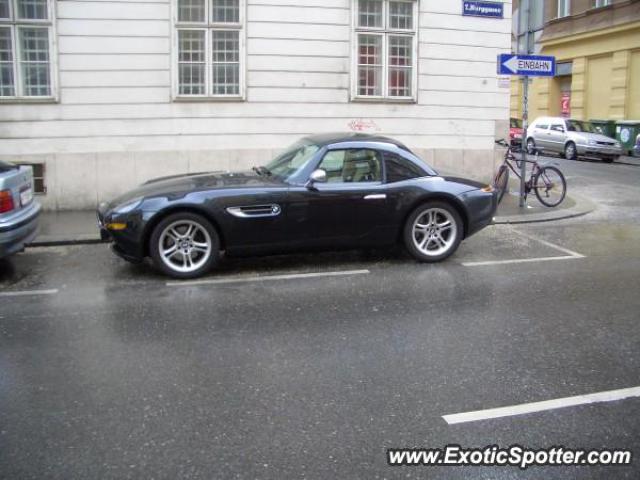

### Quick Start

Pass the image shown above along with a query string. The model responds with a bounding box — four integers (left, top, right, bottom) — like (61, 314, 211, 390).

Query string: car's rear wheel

(150, 212, 220, 279)
(602, 157, 615, 163)
(564, 142, 577, 160)
(403, 202, 463, 263)
(495, 165, 509, 204)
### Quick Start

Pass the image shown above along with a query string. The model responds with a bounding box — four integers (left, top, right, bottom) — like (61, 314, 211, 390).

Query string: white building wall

(0, 0, 512, 210)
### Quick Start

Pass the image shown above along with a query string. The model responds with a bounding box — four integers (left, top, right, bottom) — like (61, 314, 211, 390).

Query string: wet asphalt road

(1, 158, 639, 479)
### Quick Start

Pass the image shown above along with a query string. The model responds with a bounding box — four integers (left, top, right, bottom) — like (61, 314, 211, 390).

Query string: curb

(493, 192, 596, 225)
(29, 238, 106, 247)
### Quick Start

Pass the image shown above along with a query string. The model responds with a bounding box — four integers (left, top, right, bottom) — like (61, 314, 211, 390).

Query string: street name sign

(497, 54, 556, 77)
(462, 1, 504, 18)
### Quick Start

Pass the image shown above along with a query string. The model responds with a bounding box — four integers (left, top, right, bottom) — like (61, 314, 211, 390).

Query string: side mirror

(306, 169, 327, 189)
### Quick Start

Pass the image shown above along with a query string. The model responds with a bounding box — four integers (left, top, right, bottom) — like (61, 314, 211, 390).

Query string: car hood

(107, 171, 285, 208)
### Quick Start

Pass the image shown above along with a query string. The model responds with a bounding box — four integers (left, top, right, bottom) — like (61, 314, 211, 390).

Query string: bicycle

(493, 139, 567, 208)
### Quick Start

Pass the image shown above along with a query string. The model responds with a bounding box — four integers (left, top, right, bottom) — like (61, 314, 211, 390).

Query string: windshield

(567, 120, 596, 133)
(0, 160, 17, 173)
(265, 141, 320, 179)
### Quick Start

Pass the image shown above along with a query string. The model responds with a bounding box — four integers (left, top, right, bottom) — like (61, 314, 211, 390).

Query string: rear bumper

(461, 189, 498, 238)
(0, 202, 41, 258)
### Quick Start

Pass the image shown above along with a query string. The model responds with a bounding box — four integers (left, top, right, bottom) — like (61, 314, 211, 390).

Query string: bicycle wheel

(534, 166, 566, 207)
(495, 165, 509, 204)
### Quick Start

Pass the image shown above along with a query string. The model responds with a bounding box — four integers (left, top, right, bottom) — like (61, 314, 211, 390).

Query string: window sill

(173, 96, 245, 103)
(350, 96, 417, 105)
(0, 97, 58, 104)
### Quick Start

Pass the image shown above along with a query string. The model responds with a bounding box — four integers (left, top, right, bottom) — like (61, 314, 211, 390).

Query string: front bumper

(0, 202, 41, 258)
(97, 207, 147, 263)
(576, 144, 622, 158)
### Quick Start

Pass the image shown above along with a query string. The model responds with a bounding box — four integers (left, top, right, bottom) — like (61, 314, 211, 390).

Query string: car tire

(564, 142, 577, 160)
(602, 157, 615, 163)
(150, 212, 220, 279)
(495, 165, 509, 205)
(403, 201, 463, 263)
(526, 138, 537, 155)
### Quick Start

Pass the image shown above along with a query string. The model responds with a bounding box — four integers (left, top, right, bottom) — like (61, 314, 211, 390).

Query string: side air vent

(226, 204, 281, 218)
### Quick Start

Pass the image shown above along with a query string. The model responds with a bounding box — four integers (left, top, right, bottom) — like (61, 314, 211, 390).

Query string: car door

(533, 121, 551, 149)
(286, 148, 391, 247)
(548, 122, 567, 153)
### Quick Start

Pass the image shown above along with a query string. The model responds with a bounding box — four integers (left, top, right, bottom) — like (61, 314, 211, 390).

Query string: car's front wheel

(150, 212, 220, 279)
(564, 142, 577, 160)
(403, 202, 463, 263)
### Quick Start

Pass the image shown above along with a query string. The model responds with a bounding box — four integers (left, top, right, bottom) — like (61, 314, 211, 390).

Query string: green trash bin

(590, 119, 616, 138)
(616, 121, 640, 155)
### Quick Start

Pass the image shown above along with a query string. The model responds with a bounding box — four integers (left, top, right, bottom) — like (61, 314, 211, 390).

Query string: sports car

(97, 133, 497, 278)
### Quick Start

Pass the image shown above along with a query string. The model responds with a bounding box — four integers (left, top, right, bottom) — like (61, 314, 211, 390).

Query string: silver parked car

(0, 160, 41, 259)
(526, 117, 623, 163)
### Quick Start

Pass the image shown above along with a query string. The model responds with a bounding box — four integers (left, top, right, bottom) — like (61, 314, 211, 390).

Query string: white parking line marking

(463, 228, 585, 267)
(0, 289, 59, 298)
(462, 255, 581, 267)
(443, 386, 640, 425)
(510, 228, 585, 258)
(166, 269, 370, 287)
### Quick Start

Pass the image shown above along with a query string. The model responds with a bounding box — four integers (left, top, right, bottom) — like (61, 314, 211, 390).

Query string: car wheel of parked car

(150, 212, 220, 279)
(495, 165, 509, 204)
(602, 157, 615, 163)
(564, 142, 577, 160)
(403, 202, 463, 263)
(526, 138, 536, 155)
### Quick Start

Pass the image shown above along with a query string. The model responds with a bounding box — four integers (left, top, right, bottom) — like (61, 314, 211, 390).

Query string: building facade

(511, 0, 640, 122)
(0, 0, 511, 210)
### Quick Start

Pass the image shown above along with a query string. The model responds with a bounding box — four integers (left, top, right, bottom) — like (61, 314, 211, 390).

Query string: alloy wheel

(158, 220, 212, 274)
(565, 143, 576, 160)
(412, 208, 458, 257)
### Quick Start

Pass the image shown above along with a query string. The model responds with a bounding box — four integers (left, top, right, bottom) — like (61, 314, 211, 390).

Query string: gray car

(0, 160, 41, 259)
(526, 117, 623, 163)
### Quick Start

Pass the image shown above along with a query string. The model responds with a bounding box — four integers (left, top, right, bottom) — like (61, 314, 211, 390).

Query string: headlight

(113, 197, 143, 214)
(615, 142, 621, 148)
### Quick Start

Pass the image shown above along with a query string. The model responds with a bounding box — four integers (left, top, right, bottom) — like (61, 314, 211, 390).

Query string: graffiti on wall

(347, 118, 381, 132)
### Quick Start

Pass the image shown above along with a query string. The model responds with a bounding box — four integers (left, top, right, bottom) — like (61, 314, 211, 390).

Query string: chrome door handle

(364, 194, 386, 200)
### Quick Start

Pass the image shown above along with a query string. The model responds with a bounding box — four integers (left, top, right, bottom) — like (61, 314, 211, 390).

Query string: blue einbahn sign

(462, 1, 504, 19)
(497, 54, 557, 77)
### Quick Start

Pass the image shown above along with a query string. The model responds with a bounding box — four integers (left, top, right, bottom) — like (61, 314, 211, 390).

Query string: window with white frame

(0, 0, 55, 99)
(175, 0, 244, 98)
(353, 0, 417, 101)
(557, 0, 571, 18)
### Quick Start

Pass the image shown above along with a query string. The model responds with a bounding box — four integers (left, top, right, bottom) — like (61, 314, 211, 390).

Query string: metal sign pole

(520, 77, 528, 208)
(519, 0, 531, 208)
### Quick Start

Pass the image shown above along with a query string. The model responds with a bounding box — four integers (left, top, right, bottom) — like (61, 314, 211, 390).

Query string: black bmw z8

(98, 133, 498, 279)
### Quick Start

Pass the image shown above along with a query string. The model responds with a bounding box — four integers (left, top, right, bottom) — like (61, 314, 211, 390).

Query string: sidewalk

(618, 154, 640, 167)
(493, 188, 595, 224)
(33, 210, 102, 246)
(29, 191, 597, 246)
